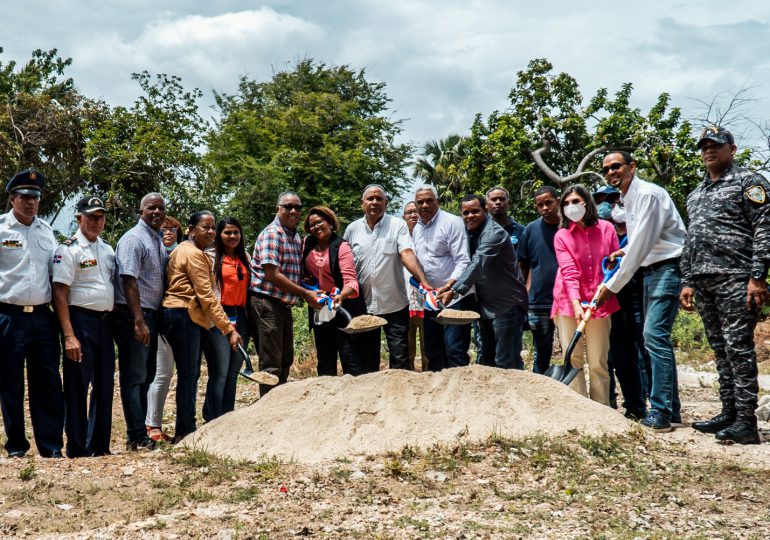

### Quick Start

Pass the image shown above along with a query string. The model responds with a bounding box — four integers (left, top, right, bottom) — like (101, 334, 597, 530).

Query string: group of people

(0, 126, 767, 459)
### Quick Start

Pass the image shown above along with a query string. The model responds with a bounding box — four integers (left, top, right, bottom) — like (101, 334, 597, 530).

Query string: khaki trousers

(554, 315, 611, 406)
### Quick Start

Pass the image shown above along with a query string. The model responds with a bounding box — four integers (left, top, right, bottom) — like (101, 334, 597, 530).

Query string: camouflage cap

(697, 126, 735, 149)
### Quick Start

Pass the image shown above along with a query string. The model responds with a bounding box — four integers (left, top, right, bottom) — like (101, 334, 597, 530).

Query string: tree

(82, 72, 209, 241)
(412, 134, 468, 206)
(205, 59, 412, 236)
(462, 58, 704, 222)
(0, 48, 95, 219)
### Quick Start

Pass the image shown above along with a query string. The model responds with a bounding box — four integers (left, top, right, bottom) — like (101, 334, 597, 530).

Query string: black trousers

(311, 309, 366, 376)
(63, 307, 115, 457)
(0, 304, 64, 457)
(358, 306, 410, 372)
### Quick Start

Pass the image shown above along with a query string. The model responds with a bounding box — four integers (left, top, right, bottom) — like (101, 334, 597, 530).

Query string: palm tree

(413, 134, 467, 203)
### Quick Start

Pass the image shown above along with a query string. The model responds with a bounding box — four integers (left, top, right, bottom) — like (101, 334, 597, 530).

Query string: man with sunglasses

(0, 170, 65, 458)
(679, 127, 770, 444)
(249, 191, 321, 394)
(594, 151, 686, 433)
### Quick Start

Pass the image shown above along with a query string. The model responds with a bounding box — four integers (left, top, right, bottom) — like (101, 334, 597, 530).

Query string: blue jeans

(162, 308, 203, 438)
(528, 306, 555, 374)
(424, 295, 474, 371)
(478, 305, 526, 369)
(201, 305, 249, 422)
(642, 262, 681, 420)
(113, 306, 158, 443)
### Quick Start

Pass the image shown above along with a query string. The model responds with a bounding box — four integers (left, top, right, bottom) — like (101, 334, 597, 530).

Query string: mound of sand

(181, 365, 633, 464)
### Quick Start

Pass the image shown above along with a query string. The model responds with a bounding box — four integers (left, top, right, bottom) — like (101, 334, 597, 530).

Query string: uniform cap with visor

(5, 169, 45, 197)
(76, 195, 107, 214)
(696, 126, 734, 149)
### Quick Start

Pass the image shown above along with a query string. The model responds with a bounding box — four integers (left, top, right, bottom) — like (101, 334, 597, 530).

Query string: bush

(671, 311, 712, 364)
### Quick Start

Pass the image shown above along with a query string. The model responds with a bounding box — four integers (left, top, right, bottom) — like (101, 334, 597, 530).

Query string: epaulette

(61, 236, 77, 246)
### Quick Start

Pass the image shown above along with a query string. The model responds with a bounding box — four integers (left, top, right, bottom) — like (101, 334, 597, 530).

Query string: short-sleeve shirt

(518, 217, 559, 309)
(114, 219, 167, 310)
(52, 229, 115, 311)
(0, 211, 57, 305)
(344, 214, 413, 315)
(249, 217, 303, 304)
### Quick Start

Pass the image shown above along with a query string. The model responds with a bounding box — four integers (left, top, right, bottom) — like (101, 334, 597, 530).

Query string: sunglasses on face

(601, 163, 625, 175)
(236, 263, 244, 281)
(280, 204, 303, 212)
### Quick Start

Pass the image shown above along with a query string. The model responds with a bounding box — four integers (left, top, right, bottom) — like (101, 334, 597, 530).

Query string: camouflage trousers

(693, 275, 759, 418)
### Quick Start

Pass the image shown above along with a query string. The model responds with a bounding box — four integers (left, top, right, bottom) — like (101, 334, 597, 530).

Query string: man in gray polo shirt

(113, 193, 167, 450)
(344, 184, 432, 372)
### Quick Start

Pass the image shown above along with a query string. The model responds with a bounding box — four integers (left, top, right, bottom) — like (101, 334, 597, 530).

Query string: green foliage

(82, 72, 210, 243)
(460, 58, 707, 223)
(412, 134, 468, 207)
(205, 59, 412, 238)
(672, 311, 712, 363)
(0, 48, 96, 220)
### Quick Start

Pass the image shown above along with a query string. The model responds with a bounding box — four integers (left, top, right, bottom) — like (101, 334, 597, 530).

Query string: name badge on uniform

(2, 240, 22, 249)
(745, 185, 767, 205)
(80, 258, 98, 269)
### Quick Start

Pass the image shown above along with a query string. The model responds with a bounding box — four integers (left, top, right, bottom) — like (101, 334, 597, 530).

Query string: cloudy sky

(4, 1, 770, 153)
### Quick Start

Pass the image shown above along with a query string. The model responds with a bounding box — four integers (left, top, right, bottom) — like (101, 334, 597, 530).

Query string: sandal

(146, 426, 171, 443)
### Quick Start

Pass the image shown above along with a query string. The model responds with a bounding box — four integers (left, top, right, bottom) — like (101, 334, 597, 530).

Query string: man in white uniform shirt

(412, 185, 473, 371)
(52, 196, 116, 457)
(0, 170, 64, 458)
(344, 184, 432, 372)
(595, 151, 686, 433)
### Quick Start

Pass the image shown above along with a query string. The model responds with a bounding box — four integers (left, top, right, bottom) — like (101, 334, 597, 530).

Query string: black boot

(715, 416, 760, 445)
(692, 410, 736, 434)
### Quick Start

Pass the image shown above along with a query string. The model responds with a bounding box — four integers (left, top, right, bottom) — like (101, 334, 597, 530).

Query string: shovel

(300, 282, 387, 334)
(546, 256, 622, 385)
(237, 343, 280, 385)
(409, 277, 480, 325)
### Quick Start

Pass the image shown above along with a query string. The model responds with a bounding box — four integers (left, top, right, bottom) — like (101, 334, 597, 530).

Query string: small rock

(349, 470, 366, 480)
(425, 470, 447, 482)
(122, 466, 135, 476)
(56, 503, 73, 511)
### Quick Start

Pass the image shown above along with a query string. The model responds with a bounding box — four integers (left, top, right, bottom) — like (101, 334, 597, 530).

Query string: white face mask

(611, 204, 626, 223)
(563, 203, 586, 223)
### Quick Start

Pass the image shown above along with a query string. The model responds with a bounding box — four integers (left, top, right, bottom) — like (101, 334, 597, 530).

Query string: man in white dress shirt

(595, 151, 686, 433)
(344, 184, 432, 372)
(0, 170, 64, 458)
(412, 185, 473, 371)
(52, 196, 116, 457)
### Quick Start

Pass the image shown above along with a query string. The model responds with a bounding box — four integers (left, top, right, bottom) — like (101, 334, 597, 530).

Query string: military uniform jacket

(0, 211, 57, 305)
(52, 229, 116, 312)
(680, 163, 770, 287)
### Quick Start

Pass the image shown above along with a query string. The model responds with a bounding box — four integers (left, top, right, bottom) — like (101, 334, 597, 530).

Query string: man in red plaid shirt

(248, 192, 322, 394)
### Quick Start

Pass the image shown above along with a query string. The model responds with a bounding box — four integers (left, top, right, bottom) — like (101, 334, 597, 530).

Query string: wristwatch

(752, 268, 766, 280)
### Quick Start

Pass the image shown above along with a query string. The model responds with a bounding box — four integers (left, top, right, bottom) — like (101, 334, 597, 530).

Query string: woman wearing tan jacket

(161, 210, 241, 442)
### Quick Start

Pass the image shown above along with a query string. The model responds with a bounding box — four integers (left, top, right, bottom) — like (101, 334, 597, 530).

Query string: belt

(249, 291, 291, 306)
(114, 303, 159, 314)
(642, 257, 680, 272)
(0, 302, 49, 314)
(69, 305, 112, 319)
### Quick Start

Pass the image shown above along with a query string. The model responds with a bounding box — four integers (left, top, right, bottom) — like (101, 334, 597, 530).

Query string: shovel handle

(237, 343, 250, 361)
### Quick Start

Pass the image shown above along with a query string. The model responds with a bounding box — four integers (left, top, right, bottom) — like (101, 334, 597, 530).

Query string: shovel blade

(560, 367, 583, 386)
(546, 365, 566, 381)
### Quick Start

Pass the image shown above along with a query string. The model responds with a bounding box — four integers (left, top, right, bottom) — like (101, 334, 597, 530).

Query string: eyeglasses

(236, 263, 244, 281)
(280, 204, 303, 212)
(161, 227, 178, 235)
(601, 163, 625, 176)
(308, 220, 327, 230)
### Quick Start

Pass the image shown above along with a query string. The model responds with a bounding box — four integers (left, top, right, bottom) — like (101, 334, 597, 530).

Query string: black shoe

(692, 411, 736, 434)
(715, 418, 760, 445)
(624, 409, 647, 421)
(47, 450, 64, 459)
(7, 450, 26, 458)
(126, 438, 156, 451)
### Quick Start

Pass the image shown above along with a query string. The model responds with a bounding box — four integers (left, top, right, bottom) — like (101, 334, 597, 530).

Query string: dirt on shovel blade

(345, 314, 387, 331)
(436, 308, 480, 323)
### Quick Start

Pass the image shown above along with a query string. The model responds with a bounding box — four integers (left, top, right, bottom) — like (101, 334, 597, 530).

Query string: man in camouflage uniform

(680, 126, 770, 444)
